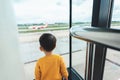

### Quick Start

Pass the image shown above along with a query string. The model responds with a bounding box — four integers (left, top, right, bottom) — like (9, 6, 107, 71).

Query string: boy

(35, 33, 68, 80)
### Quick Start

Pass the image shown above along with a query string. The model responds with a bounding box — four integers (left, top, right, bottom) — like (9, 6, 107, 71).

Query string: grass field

(18, 21, 120, 33)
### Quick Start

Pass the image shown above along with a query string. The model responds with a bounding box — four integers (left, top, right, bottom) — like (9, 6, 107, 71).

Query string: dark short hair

(39, 33, 56, 51)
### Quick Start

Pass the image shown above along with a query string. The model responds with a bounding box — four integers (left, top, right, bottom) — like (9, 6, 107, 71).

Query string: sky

(13, 0, 120, 24)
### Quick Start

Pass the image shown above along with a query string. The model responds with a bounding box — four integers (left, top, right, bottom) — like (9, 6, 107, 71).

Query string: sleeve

(35, 62, 41, 80)
(60, 56, 68, 79)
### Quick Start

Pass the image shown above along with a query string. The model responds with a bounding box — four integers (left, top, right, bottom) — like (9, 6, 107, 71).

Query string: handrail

(70, 26, 120, 51)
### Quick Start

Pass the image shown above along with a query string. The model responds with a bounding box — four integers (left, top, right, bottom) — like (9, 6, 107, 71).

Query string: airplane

(28, 24, 48, 30)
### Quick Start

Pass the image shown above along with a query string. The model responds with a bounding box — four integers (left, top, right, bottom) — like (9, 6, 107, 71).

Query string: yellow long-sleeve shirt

(35, 54, 68, 80)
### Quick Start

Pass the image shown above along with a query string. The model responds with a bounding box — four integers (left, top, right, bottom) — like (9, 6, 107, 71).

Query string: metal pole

(69, 0, 72, 79)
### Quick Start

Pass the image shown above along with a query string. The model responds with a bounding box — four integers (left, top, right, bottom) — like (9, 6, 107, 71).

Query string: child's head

(39, 33, 56, 52)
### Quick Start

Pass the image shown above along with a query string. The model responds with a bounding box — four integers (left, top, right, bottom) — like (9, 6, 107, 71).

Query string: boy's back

(35, 54, 68, 80)
(35, 33, 68, 80)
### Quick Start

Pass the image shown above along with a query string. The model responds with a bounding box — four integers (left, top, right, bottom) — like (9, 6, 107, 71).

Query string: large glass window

(13, 0, 69, 79)
(103, 49, 120, 80)
(13, 0, 94, 79)
(111, 0, 120, 29)
(72, 0, 93, 78)
(103, 0, 120, 79)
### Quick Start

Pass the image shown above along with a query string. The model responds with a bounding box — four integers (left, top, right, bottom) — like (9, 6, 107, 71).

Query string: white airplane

(28, 24, 48, 29)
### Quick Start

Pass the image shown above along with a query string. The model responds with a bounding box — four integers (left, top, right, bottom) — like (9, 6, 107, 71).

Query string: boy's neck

(44, 51, 53, 56)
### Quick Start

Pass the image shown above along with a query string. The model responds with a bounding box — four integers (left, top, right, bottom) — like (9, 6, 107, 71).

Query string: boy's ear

(40, 46, 43, 51)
